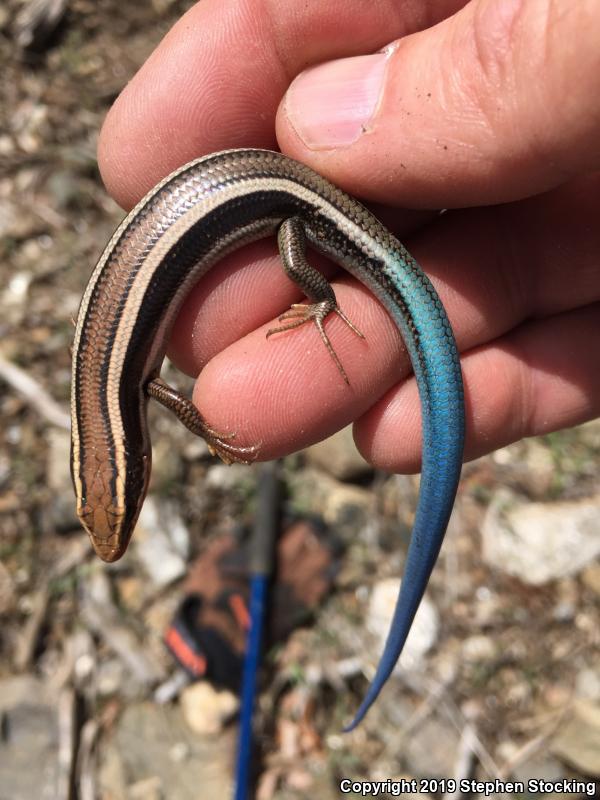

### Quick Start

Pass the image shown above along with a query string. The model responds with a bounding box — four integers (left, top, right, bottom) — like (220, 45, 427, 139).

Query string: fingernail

(285, 53, 389, 149)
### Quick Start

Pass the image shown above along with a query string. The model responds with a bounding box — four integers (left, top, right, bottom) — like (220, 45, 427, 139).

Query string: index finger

(98, 0, 466, 209)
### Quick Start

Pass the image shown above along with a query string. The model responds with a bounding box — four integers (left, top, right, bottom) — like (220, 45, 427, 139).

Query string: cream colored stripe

(70, 152, 224, 495)
(83, 169, 391, 508)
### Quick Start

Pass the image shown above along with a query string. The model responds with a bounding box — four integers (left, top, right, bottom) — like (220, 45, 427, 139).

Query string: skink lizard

(70, 148, 465, 727)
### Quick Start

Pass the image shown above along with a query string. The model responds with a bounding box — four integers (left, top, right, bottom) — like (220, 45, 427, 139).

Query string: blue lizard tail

(344, 471, 457, 730)
(345, 403, 463, 730)
(343, 252, 465, 730)
(304, 195, 465, 730)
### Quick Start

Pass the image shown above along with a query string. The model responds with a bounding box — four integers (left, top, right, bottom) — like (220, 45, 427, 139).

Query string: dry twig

(0, 353, 70, 430)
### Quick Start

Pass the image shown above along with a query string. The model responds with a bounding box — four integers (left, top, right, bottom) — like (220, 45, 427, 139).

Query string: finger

(191, 279, 403, 458)
(170, 174, 600, 375)
(277, 0, 600, 206)
(354, 303, 600, 472)
(186, 178, 599, 457)
(168, 240, 338, 375)
(98, 0, 466, 209)
(167, 208, 429, 375)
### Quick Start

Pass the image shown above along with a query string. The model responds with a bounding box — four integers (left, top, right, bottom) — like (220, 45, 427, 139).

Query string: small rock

(481, 489, 600, 584)
(305, 425, 373, 481)
(492, 444, 517, 466)
(581, 563, 600, 596)
(366, 578, 439, 673)
(67, 628, 95, 686)
(461, 635, 497, 663)
(520, 439, 556, 494)
(2, 271, 32, 310)
(169, 741, 190, 763)
(576, 668, 600, 702)
(577, 418, 600, 448)
(551, 700, 600, 776)
(96, 658, 127, 697)
(134, 496, 189, 587)
(473, 586, 502, 626)
(552, 601, 576, 622)
(506, 681, 531, 705)
(290, 467, 373, 543)
(493, 439, 556, 495)
(180, 681, 239, 736)
(205, 462, 250, 490)
(323, 483, 374, 530)
(116, 576, 146, 613)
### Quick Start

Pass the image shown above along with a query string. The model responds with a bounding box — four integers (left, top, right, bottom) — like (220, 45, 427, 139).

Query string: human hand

(98, 0, 600, 471)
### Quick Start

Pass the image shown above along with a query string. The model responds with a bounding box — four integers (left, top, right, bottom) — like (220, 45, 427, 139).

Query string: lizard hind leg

(146, 377, 259, 465)
(266, 216, 364, 386)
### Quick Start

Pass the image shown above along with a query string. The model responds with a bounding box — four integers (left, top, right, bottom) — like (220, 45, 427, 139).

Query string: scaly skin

(71, 149, 465, 725)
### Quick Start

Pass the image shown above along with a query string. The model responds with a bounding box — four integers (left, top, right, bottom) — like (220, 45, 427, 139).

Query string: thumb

(276, 0, 600, 208)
